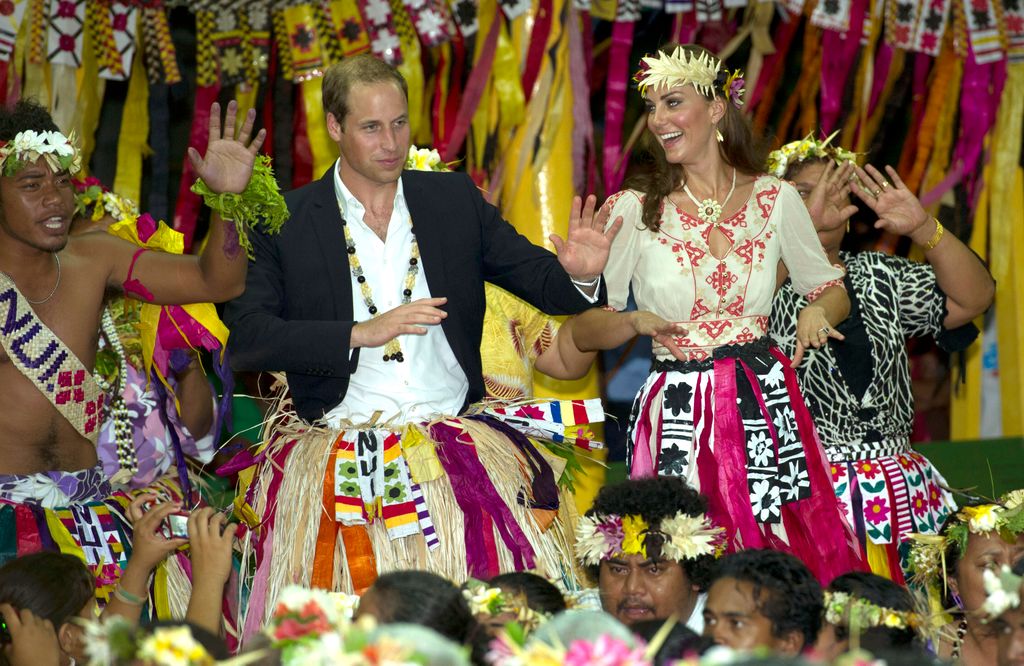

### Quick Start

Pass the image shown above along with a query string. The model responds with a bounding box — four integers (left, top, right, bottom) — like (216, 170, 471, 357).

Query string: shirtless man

(0, 99, 263, 505)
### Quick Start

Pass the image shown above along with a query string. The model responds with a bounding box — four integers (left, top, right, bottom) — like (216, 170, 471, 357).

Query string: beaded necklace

(339, 207, 420, 362)
(96, 308, 138, 483)
(950, 617, 968, 661)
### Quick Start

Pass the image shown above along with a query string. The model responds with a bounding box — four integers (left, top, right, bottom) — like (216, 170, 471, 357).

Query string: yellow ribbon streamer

(401, 423, 445, 483)
(112, 43, 149, 204)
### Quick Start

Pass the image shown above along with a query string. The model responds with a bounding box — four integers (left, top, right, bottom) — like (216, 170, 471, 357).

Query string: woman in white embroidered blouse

(572, 45, 865, 582)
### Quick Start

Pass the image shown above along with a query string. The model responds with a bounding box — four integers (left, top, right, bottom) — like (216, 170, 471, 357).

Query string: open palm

(551, 195, 623, 280)
(850, 164, 928, 236)
(805, 160, 857, 232)
(188, 100, 267, 195)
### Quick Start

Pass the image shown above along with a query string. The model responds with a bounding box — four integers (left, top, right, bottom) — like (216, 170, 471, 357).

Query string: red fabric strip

(521, 0, 553, 101)
(440, 17, 500, 163)
(173, 83, 221, 252)
(292, 86, 313, 188)
(629, 373, 666, 478)
(601, 20, 635, 195)
(819, 0, 867, 133)
(14, 504, 42, 556)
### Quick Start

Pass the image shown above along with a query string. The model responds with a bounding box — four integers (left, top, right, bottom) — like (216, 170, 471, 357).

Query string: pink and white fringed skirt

(626, 338, 867, 583)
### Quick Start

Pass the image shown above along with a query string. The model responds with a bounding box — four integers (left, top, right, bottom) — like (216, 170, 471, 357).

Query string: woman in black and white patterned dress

(769, 142, 995, 583)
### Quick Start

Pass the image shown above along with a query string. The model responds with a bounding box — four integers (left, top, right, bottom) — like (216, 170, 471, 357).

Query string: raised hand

(630, 311, 690, 362)
(805, 160, 858, 233)
(187, 100, 267, 195)
(791, 304, 845, 368)
(849, 164, 929, 237)
(550, 195, 624, 281)
(350, 297, 448, 349)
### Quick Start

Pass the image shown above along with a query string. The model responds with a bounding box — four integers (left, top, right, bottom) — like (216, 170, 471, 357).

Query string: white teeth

(660, 131, 682, 140)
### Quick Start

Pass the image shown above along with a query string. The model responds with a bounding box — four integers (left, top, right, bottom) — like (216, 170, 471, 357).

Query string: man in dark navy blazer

(225, 55, 621, 424)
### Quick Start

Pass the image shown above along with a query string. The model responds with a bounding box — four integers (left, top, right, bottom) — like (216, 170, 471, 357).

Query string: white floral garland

(0, 129, 82, 176)
(575, 510, 723, 567)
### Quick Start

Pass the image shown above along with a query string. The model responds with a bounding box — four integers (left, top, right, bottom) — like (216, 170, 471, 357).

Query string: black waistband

(650, 336, 773, 373)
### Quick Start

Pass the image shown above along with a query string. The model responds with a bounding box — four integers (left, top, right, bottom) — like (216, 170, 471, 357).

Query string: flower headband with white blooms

(0, 129, 82, 177)
(633, 46, 746, 109)
(575, 510, 725, 566)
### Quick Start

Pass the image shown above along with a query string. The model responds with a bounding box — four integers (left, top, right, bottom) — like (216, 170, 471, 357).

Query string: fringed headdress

(634, 46, 745, 109)
(766, 131, 859, 179)
(575, 510, 725, 566)
(0, 129, 82, 176)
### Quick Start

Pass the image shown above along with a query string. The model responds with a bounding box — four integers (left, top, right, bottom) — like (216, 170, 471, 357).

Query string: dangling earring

(951, 589, 964, 609)
(715, 127, 724, 143)
(846, 220, 850, 233)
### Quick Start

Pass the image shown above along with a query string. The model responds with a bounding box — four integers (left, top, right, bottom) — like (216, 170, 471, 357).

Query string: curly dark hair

(711, 549, 823, 648)
(585, 476, 716, 591)
(0, 99, 60, 142)
(827, 572, 917, 649)
(627, 44, 770, 233)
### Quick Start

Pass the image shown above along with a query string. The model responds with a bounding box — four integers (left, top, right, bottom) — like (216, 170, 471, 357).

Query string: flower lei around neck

(906, 491, 1024, 591)
(0, 129, 82, 177)
(823, 591, 922, 633)
(575, 510, 725, 567)
(632, 46, 745, 109)
(765, 131, 859, 180)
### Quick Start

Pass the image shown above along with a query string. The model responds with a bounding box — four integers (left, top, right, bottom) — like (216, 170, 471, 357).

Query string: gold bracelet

(922, 218, 944, 251)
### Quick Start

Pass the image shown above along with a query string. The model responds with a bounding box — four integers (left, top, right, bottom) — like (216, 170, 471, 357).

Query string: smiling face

(0, 157, 76, 253)
(597, 553, 700, 626)
(644, 83, 724, 167)
(327, 81, 410, 191)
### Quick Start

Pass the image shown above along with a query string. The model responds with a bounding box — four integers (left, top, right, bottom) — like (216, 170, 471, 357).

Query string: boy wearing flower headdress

(0, 99, 264, 503)
(576, 476, 722, 632)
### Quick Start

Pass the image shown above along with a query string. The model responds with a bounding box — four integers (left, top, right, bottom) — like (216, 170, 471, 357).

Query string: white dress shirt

(324, 164, 468, 425)
(324, 161, 600, 425)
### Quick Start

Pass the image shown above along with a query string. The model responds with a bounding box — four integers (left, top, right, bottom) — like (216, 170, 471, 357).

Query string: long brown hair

(628, 45, 769, 232)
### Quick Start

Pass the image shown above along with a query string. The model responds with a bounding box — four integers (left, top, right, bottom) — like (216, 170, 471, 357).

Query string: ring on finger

(871, 188, 881, 197)
(881, 181, 891, 189)
(819, 326, 830, 335)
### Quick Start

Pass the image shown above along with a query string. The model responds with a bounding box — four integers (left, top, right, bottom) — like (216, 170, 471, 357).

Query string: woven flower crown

(906, 491, 1024, 591)
(633, 46, 745, 109)
(575, 510, 725, 566)
(765, 131, 859, 179)
(824, 591, 922, 632)
(0, 129, 82, 177)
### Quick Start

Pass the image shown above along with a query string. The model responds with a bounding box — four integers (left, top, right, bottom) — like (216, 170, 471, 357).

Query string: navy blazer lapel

(308, 169, 353, 319)
(402, 171, 449, 305)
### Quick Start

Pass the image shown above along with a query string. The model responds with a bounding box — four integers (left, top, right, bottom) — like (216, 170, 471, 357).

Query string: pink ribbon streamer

(711, 358, 765, 550)
(629, 373, 666, 478)
(430, 422, 536, 577)
(438, 15, 500, 162)
(770, 348, 867, 582)
(601, 20, 635, 196)
(819, 0, 868, 134)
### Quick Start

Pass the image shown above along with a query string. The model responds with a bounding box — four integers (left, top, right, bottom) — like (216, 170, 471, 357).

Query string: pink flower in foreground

(564, 635, 649, 666)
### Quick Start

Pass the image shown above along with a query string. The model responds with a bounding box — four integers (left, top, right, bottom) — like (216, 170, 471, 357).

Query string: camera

(163, 511, 190, 540)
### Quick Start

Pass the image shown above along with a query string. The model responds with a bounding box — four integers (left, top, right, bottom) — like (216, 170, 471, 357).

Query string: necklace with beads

(96, 307, 138, 483)
(950, 617, 968, 660)
(339, 212, 420, 363)
(681, 168, 737, 226)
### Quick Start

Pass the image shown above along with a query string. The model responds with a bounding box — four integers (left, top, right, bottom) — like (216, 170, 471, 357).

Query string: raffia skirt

(230, 396, 602, 645)
(625, 338, 867, 583)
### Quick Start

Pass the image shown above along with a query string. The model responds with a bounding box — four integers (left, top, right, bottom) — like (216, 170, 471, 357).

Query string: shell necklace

(681, 168, 737, 226)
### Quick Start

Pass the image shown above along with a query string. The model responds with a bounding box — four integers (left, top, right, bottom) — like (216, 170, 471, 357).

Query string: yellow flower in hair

(620, 515, 649, 557)
(962, 505, 1001, 533)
